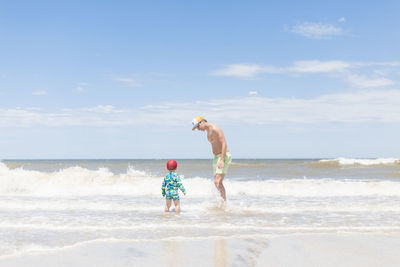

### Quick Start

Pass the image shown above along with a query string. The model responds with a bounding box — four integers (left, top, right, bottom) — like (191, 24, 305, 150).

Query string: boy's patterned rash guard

(161, 172, 186, 200)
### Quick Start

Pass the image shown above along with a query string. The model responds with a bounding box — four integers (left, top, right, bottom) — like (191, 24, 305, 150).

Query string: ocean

(0, 158, 400, 265)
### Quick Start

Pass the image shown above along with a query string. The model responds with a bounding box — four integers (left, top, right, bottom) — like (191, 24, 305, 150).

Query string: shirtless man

(192, 116, 232, 201)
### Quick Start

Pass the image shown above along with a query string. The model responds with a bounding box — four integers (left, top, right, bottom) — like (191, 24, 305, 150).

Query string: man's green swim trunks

(213, 152, 232, 175)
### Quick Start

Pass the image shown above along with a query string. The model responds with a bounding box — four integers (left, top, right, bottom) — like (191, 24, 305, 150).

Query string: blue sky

(0, 0, 400, 159)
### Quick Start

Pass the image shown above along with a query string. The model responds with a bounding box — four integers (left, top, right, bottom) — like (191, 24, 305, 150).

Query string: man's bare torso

(207, 124, 228, 155)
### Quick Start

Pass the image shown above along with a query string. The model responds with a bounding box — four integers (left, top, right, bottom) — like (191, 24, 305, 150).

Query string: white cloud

(84, 105, 117, 113)
(288, 60, 352, 73)
(212, 60, 400, 88)
(212, 64, 281, 78)
(248, 91, 258, 95)
(291, 22, 343, 39)
(32, 90, 47, 96)
(362, 62, 400, 67)
(338, 17, 345, 23)
(213, 60, 365, 78)
(75, 82, 93, 93)
(347, 75, 394, 88)
(114, 77, 142, 87)
(1, 90, 400, 127)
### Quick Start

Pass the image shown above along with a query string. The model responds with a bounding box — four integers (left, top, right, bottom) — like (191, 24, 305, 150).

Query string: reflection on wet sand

(214, 239, 227, 267)
(163, 240, 182, 267)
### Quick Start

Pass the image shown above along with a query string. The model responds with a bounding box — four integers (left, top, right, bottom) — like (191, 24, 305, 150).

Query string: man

(192, 116, 232, 201)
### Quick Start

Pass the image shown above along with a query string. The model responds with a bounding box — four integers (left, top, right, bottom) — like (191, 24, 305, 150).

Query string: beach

(0, 159, 399, 266)
(1, 234, 399, 267)
(2, 0, 400, 265)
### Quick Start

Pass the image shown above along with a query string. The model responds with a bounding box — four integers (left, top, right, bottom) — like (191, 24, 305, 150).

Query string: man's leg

(214, 174, 226, 201)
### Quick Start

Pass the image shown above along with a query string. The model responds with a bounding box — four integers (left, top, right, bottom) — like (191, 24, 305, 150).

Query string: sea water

(0, 158, 400, 258)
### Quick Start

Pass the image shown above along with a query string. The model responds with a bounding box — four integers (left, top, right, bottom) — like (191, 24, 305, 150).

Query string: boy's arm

(176, 175, 186, 195)
(161, 178, 166, 196)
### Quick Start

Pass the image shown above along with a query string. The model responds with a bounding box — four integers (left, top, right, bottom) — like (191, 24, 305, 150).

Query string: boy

(162, 160, 186, 213)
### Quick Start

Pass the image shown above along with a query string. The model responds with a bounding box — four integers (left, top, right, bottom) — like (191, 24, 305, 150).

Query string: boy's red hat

(167, 160, 177, 170)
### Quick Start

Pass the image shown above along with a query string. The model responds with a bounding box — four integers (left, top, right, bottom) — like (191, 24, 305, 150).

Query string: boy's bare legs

(165, 199, 181, 213)
(165, 199, 172, 212)
(174, 200, 181, 213)
(214, 174, 226, 201)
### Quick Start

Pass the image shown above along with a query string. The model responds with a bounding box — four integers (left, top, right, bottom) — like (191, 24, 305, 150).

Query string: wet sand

(1, 234, 399, 267)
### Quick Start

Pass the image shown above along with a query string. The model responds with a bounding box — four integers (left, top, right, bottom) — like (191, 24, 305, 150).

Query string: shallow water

(1, 158, 400, 257)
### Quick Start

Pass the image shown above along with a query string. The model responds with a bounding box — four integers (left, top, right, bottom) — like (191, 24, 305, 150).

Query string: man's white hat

(192, 116, 205, 130)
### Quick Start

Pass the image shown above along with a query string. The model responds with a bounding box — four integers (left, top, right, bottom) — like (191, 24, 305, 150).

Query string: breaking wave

(1, 162, 400, 197)
(318, 157, 400, 166)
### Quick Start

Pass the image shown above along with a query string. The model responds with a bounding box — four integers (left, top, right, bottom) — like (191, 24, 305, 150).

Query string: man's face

(197, 120, 206, 131)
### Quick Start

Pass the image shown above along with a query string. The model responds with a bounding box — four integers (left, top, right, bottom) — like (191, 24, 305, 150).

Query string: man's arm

(217, 128, 228, 168)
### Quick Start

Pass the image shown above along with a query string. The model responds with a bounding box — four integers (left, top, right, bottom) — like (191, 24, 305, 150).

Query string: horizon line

(0, 157, 389, 161)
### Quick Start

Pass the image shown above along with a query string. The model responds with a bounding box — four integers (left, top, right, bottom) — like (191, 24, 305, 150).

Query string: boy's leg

(173, 200, 181, 213)
(165, 199, 172, 212)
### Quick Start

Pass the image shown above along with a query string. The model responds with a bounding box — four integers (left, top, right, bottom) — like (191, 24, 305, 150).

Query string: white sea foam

(1, 162, 400, 197)
(1, 198, 399, 213)
(319, 157, 400, 166)
(1, 221, 399, 233)
(0, 162, 154, 196)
